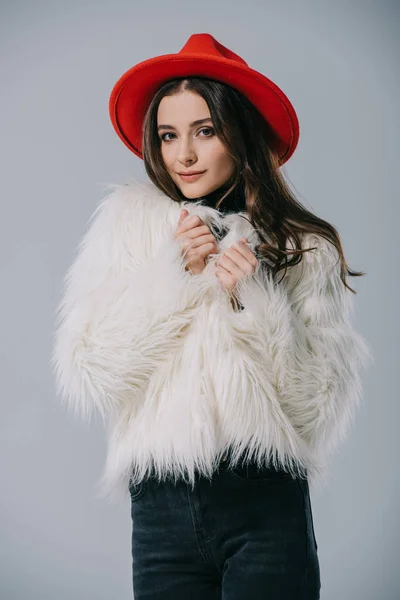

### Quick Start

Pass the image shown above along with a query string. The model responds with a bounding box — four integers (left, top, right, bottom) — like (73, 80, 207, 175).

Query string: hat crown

(178, 33, 248, 66)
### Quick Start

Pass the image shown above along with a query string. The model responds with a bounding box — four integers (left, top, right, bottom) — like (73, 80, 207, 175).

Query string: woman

(52, 33, 373, 599)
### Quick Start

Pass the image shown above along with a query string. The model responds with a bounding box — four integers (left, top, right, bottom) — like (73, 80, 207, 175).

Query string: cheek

(208, 145, 235, 173)
(160, 144, 173, 168)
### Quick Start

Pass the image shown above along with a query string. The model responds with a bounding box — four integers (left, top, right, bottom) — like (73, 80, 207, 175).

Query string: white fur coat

(51, 179, 373, 500)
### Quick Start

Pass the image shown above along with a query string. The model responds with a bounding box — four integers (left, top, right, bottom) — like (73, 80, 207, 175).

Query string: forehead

(157, 90, 211, 124)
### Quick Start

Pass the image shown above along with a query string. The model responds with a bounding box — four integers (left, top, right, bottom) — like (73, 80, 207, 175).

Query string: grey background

(0, 1, 397, 598)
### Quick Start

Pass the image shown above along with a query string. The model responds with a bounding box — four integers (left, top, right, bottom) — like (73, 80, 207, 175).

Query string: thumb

(178, 208, 189, 224)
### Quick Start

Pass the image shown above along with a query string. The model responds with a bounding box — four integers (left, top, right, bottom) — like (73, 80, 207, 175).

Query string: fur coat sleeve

(51, 181, 216, 423)
(218, 232, 373, 462)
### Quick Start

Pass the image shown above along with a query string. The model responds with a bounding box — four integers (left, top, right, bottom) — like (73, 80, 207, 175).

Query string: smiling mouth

(178, 171, 206, 181)
(178, 170, 205, 175)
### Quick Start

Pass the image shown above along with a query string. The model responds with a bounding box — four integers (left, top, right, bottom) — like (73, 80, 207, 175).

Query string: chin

(178, 181, 220, 199)
(180, 188, 204, 199)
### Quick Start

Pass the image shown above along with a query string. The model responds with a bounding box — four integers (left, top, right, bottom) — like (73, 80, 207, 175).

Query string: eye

(160, 127, 215, 142)
(198, 127, 215, 137)
(160, 132, 176, 142)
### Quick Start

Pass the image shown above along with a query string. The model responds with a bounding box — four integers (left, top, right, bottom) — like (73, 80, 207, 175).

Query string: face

(157, 90, 236, 199)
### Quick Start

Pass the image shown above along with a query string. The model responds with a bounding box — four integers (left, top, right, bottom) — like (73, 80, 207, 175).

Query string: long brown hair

(142, 77, 365, 293)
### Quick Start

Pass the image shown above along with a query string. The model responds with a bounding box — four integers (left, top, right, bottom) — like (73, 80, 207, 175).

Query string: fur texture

(51, 179, 373, 501)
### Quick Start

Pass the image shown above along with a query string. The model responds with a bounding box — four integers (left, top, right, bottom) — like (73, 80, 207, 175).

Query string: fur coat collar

(51, 179, 372, 501)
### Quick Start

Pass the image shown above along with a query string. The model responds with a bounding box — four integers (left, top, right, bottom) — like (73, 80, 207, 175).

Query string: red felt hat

(109, 33, 300, 165)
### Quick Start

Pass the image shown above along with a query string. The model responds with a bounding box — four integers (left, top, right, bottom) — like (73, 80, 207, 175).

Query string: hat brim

(109, 53, 299, 165)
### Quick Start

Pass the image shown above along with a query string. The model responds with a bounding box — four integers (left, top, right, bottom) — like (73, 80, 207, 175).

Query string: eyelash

(160, 127, 215, 142)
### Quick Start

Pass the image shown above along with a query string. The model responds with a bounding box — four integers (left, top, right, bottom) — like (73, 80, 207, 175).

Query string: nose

(177, 137, 197, 166)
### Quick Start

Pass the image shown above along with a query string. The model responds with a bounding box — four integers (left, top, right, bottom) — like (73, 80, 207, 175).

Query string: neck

(196, 181, 247, 215)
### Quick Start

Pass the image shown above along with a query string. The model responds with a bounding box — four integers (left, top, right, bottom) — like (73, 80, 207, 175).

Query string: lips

(178, 171, 206, 182)
(178, 171, 205, 176)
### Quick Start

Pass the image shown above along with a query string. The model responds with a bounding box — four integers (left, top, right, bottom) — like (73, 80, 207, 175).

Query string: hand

(215, 237, 258, 293)
(174, 208, 219, 275)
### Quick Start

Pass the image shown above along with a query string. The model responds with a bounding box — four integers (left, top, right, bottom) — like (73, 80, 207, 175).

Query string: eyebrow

(157, 118, 213, 131)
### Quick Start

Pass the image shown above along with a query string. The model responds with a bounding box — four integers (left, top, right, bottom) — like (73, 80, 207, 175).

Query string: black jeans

(129, 453, 321, 599)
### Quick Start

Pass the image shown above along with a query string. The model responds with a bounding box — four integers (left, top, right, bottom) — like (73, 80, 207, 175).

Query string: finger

(189, 236, 216, 254)
(176, 214, 204, 236)
(217, 253, 243, 277)
(219, 247, 256, 275)
(178, 208, 190, 227)
(215, 265, 236, 288)
(231, 240, 258, 267)
(183, 224, 214, 240)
